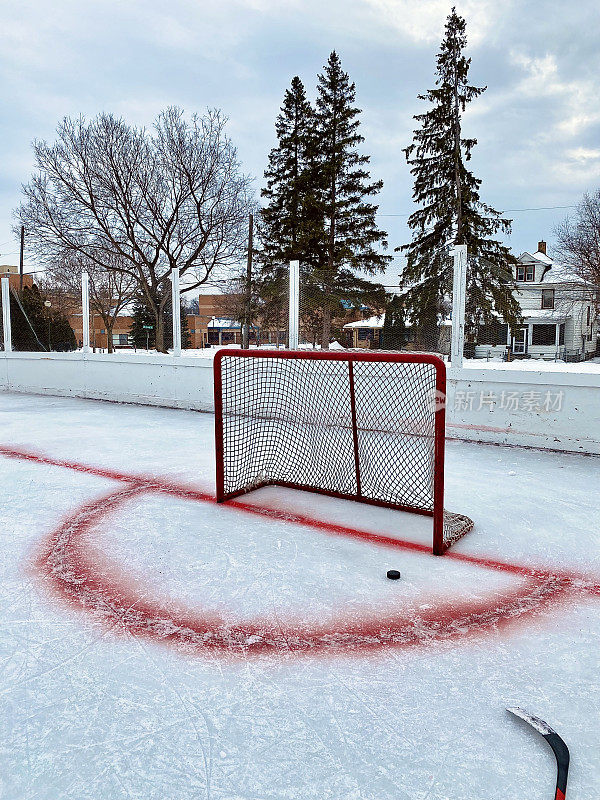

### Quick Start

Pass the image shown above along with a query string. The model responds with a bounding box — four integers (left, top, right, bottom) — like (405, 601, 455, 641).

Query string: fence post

(171, 267, 181, 356)
(1, 277, 12, 352)
(242, 212, 253, 349)
(450, 245, 467, 368)
(81, 272, 90, 353)
(288, 260, 300, 350)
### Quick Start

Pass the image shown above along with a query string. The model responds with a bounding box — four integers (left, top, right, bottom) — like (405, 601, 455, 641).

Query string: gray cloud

(1, 0, 599, 270)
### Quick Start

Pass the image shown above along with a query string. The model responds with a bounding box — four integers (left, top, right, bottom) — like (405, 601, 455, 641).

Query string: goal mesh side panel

(219, 354, 436, 513)
(352, 359, 436, 511)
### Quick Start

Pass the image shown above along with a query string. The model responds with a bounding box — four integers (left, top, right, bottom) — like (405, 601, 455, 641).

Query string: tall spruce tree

(401, 8, 521, 340)
(258, 77, 320, 338)
(314, 51, 391, 348)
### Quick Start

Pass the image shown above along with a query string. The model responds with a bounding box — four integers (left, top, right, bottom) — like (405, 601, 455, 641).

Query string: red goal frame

(214, 349, 467, 555)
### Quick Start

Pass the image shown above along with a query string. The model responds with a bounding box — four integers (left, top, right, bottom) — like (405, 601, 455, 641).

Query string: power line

(376, 204, 577, 218)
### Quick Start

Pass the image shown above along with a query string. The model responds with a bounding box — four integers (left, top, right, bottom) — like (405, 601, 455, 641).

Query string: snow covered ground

(1, 392, 599, 799)
(85, 345, 600, 373)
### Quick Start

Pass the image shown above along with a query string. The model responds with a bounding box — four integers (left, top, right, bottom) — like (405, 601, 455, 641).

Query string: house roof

(343, 315, 384, 329)
(342, 313, 452, 330)
(518, 250, 590, 285)
(523, 309, 569, 322)
(207, 317, 240, 329)
(519, 249, 554, 266)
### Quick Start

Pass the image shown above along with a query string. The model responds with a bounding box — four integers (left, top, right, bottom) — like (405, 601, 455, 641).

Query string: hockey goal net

(214, 350, 473, 555)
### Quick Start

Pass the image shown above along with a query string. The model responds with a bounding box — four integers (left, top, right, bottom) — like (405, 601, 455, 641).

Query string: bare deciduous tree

(17, 108, 253, 351)
(555, 190, 600, 292)
(44, 250, 137, 352)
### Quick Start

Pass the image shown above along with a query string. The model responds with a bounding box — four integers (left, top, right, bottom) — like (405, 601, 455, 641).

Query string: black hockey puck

(386, 569, 401, 580)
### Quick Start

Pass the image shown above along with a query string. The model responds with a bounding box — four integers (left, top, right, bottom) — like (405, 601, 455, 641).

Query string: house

(343, 315, 384, 348)
(475, 241, 598, 361)
(343, 313, 452, 353)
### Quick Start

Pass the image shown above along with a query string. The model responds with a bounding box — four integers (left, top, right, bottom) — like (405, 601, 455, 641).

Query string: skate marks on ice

(1, 444, 599, 659)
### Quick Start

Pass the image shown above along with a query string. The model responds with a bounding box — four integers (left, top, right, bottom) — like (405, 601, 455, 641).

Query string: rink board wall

(1, 351, 599, 455)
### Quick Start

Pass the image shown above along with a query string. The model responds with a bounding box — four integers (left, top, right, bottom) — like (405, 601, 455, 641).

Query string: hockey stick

(507, 707, 570, 800)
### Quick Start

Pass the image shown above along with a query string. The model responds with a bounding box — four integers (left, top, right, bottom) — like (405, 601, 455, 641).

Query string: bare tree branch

(16, 108, 254, 351)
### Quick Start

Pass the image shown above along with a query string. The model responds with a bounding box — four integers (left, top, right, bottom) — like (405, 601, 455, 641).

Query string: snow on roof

(207, 317, 240, 329)
(533, 250, 553, 265)
(542, 267, 589, 285)
(519, 249, 554, 266)
(343, 313, 452, 330)
(343, 315, 384, 329)
(522, 309, 568, 322)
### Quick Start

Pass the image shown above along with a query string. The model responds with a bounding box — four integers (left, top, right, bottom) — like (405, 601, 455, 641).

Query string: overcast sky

(2, 0, 599, 282)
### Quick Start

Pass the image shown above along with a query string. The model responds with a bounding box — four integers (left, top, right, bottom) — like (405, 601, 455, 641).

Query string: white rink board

(1, 350, 600, 454)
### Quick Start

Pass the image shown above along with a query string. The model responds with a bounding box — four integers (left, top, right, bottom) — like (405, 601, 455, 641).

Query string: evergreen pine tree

(130, 293, 190, 350)
(401, 8, 521, 340)
(130, 295, 156, 349)
(11, 285, 47, 351)
(313, 51, 391, 348)
(257, 76, 320, 342)
(180, 308, 191, 349)
(381, 295, 410, 350)
(6, 284, 75, 352)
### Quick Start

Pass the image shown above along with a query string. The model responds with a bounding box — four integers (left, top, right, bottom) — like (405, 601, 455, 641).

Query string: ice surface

(0, 392, 599, 799)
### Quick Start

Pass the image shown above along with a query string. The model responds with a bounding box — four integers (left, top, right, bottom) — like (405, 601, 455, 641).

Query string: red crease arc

(2, 444, 598, 658)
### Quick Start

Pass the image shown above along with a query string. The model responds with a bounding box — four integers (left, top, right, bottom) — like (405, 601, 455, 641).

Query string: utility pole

(242, 212, 253, 349)
(19, 225, 24, 294)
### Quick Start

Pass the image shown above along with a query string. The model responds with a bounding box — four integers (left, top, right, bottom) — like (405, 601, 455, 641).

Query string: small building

(343, 315, 384, 349)
(475, 242, 598, 361)
(0, 265, 34, 291)
(343, 314, 452, 353)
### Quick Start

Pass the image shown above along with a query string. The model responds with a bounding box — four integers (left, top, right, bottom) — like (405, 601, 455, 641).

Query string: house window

(516, 266, 525, 281)
(531, 324, 556, 346)
(541, 289, 554, 309)
(119, 334, 128, 345)
(477, 322, 508, 346)
(357, 328, 370, 341)
(525, 265, 535, 281)
(587, 306, 591, 325)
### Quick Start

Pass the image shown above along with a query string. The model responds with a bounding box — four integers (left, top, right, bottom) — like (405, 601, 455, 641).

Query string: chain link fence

(0, 276, 80, 353)
(235, 251, 458, 360)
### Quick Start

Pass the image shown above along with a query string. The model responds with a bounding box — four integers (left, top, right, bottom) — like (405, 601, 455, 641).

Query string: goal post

(214, 349, 473, 555)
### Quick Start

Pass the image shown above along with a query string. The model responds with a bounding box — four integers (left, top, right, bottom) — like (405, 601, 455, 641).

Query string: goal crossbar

(214, 349, 473, 555)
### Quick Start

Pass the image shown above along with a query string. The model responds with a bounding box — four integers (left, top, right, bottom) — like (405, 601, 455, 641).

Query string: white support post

(1, 277, 12, 353)
(450, 245, 467, 369)
(288, 260, 300, 350)
(81, 272, 90, 353)
(171, 267, 181, 356)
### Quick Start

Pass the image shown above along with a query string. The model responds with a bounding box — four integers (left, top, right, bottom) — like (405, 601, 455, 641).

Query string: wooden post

(242, 213, 253, 349)
(19, 225, 24, 294)
(82, 272, 91, 353)
(1, 277, 12, 352)
(450, 245, 467, 368)
(171, 267, 181, 356)
(288, 260, 300, 350)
